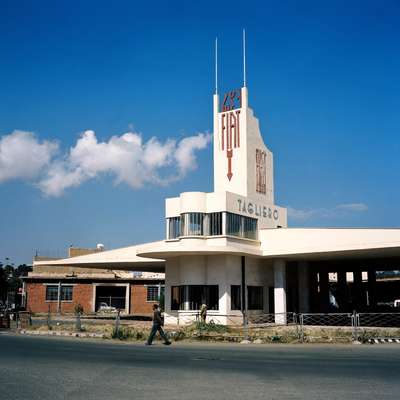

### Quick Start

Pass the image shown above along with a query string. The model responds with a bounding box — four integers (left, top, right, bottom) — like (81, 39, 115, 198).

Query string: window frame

(170, 285, 219, 311)
(247, 286, 264, 310)
(226, 212, 258, 240)
(181, 213, 205, 236)
(166, 212, 257, 240)
(60, 285, 73, 302)
(167, 216, 181, 239)
(230, 285, 242, 311)
(45, 285, 59, 302)
(146, 285, 160, 302)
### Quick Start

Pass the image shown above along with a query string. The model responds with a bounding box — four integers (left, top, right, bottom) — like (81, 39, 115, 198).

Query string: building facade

(25, 247, 164, 316)
(31, 84, 400, 325)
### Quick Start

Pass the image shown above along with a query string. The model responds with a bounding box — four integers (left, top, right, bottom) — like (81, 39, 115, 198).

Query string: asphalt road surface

(1, 333, 399, 400)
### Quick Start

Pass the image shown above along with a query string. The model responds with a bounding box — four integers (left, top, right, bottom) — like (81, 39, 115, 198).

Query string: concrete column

(274, 259, 286, 323)
(125, 284, 130, 314)
(222, 212, 227, 236)
(309, 269, 318, 312)
(319, 271, 329, 312)
(367, 268, 377, 309)
(165, 218, 169, 239)
(184, 285, 190, 311)
(298, 262, 310, 313)
(57, 281, 61, 314)
(337, 271, 348, 312)
(92, 284, 97, 313)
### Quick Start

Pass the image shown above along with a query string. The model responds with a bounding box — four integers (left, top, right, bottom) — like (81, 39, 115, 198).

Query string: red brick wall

(26, 283, 93, 314)
(26, 281, 162, 315)
(130, 284, 157, 315)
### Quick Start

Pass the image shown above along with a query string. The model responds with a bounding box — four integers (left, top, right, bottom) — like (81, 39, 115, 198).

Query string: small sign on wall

(221, 89, 241, 112)
(256, 149, 267, 194)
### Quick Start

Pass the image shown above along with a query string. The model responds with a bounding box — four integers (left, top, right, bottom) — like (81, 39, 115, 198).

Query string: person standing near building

(200, 303, 207, 323)
(146, 304, 171, 346)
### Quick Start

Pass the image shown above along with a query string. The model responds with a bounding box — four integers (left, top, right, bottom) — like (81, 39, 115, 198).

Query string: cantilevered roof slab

(260, 228, 400, 260)
(136, 237, 262, 259)
(32, 228, 400, 270)
(33, 241, 166, 272)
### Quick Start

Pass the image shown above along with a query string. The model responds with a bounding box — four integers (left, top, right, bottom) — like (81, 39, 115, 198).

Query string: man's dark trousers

(147, 323, 168, 345)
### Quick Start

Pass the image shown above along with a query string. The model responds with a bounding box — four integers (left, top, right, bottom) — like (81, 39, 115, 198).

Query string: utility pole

(241, 256, 248, 339)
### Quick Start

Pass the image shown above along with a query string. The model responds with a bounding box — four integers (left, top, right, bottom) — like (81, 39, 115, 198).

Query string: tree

(0, 264, 7, 303)
(0, 260, 32, 306)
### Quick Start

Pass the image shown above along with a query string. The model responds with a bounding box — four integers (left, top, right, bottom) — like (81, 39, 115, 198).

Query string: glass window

(226, 212, 241, 236)
(231, 285, 242, 310)
(147, 286, 159, 302)
(170, 285, 219, 311)
(208, 212, 222, 236)
(187, 285, 203, 310)
(46, 285, 58, 301)
(204, 285, 219, 311)
(167, 217, 181, 239)
(181, 213, 204, 236)
(171, 286, 184, 310)
(243, 217, 257, 240)
(168, 212, 256, 239)
(187, 285, 219, 310)
(61, 286, 73, 301)
(248, 286, 263, 310)
(226, 212, 257, 240)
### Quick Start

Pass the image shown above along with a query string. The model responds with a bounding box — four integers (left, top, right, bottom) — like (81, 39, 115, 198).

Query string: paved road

(0, 333, 399, 400)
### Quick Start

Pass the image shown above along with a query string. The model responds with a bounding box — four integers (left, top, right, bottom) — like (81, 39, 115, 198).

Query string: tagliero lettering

(237, 199, 279, 220)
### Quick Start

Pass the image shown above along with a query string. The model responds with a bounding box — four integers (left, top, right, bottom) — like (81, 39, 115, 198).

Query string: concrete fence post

(299, 314, 304, 343)
(352, 310, 359, 341)
(115, 309, 121, 334)
(243, 311, 249, 340)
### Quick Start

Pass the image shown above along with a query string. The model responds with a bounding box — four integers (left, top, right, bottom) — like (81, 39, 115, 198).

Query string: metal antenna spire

(243, 29, 246, 87)
(215, 37, 218, 94)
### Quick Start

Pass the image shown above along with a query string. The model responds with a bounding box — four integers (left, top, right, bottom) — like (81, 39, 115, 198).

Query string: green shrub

(194, 321, 229, 334)
(111, 327, 146, 341)
(170, 330, 185, 341)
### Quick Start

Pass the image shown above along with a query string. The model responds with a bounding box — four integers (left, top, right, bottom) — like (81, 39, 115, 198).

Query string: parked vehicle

(97, 302, 117, 313)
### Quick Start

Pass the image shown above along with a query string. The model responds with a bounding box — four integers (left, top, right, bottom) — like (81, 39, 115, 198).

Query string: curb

(19, 330, 105, 339)
(366, 337, 400, 344)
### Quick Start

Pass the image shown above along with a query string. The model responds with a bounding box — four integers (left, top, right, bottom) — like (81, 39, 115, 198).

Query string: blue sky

(1, 0, 399, 265)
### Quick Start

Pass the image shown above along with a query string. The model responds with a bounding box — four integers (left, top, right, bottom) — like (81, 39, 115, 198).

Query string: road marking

(369, 337, 400, 344)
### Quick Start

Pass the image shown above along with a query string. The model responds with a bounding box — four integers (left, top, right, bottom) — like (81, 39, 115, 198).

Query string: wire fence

(358, 313, 400, 328)
(7, 309, 400, 343)
(173, 310, 400, 343)
(153, 310, 400, 329)
(175, 311, 243, 326)
(299, 313, 353, 327)
(247, 312, 297, 326)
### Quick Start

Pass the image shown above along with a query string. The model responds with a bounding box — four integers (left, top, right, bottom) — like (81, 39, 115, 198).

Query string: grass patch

(111, 326, 147, 341)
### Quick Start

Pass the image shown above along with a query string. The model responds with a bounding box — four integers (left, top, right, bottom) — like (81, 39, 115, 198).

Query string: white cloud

(37, 163, 86, 198)
(286, 207, 316, 221)
(174, 133, 210, 174)
(0, 129, 211, 197)
(287, 203, 368, 221)
(0, 130, 58, 183)
(336, 203, 368, 212)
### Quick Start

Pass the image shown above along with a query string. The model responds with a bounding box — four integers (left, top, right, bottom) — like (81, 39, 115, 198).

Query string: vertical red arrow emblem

(227, 150, 233, 181)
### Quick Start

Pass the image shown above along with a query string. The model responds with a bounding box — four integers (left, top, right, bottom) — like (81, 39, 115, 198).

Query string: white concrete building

(34, 84, 400, 325)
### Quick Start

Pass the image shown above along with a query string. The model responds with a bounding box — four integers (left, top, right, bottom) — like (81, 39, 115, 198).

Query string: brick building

(24, 247, 164, 316)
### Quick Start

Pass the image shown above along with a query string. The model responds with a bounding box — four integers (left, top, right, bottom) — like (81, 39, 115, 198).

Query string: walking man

(146, 304, 171, 345)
